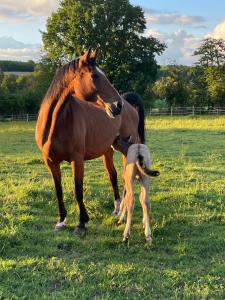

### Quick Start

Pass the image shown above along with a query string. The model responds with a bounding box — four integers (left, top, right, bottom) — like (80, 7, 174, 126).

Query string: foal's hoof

(74, 225, 87, 235)
(116, 220, 124, 226)
(54, 221, 66, 231)
(123, 236, 129, 243)
(145, 236, 152, 248)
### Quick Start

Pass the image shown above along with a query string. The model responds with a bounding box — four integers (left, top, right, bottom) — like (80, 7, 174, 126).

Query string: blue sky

(0, 0, 224, 64)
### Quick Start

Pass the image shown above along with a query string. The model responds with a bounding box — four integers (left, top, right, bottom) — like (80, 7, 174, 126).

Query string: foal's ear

(79, 47, 92, 67)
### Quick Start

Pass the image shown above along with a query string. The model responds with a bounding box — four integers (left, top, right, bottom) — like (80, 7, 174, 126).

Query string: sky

(0, 0, 225, 65)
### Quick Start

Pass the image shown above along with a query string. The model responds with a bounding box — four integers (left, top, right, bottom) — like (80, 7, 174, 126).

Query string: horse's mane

(122, 92, 145, 144)
(38, 59, 79, 147)
(41, 59, 79, 108)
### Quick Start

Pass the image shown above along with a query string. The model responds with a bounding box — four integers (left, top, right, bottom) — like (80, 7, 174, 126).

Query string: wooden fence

(1, 107, 225, 121)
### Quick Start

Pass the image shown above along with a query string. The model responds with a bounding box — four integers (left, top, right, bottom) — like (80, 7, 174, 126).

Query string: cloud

(208, 19, 225, 39)
(0, 48, 41, 61)
(0, 0, 59, 22)
(146, 29, 201, 65)
(144, 9, 205, 26)
(0, 36, 41, 61)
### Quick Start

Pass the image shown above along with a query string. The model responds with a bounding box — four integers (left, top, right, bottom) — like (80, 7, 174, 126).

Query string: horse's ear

(79, 47, 92, 67)
(90, 47, 99, 62)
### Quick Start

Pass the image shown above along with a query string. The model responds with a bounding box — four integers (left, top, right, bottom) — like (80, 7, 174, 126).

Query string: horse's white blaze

(96, 67, 106, 77)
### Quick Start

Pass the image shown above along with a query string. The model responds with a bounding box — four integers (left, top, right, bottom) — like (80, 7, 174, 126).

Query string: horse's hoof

(117, 220, 124, 226)
(54, 221, 66, 231)
(145, 236, 152, 248)
(74, 225, 87, 235)
(113, 200, 121, 215)
(123, 236, 129, 243)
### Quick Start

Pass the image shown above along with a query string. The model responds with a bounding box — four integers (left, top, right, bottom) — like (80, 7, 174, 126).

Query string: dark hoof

(116, 220, 123, 226)
(123, 236, 129, 243)
(74, 225, 87, 235)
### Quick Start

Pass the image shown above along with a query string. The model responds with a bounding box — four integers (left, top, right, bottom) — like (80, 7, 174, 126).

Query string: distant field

(0, 116, 225, 299)
(3, 71, 33, 76)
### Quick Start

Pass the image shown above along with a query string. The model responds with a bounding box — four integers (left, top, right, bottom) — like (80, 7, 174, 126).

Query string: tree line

(0, 0, 224, 114)
(153, 38, 225, 108)
(0, 60, 35, 72)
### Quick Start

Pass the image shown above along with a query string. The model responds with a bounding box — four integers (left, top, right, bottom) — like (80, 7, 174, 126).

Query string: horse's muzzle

(106, 101, 123, 118)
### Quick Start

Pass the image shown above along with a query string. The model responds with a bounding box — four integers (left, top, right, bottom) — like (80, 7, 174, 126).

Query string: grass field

(1, 116, 225, 299)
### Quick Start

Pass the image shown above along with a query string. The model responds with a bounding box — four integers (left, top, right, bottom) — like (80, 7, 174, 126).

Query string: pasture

(0, 116, 225, 299)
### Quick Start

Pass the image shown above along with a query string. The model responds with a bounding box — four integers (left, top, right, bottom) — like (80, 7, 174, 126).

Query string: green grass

(0, 116, 225, 299)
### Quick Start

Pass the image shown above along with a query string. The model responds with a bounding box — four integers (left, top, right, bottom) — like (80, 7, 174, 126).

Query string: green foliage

(0, 60, 35, 72)
(204, 66, 225, 107)
(1, 117, 225, 299)
(152, 66, 189, 107)
(42, 0, 166, 105)
(0, 58, 56, 114)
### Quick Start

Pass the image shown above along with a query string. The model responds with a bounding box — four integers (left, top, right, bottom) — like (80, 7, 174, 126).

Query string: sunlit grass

(0, 117, 225, 299)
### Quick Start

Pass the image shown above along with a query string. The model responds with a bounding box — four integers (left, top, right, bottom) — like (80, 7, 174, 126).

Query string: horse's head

(73, 48, 123, 118)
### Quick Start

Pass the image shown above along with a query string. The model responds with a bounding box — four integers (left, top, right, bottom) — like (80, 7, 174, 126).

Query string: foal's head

(112, 135, 133, 156)
(72, 48, 123, 118)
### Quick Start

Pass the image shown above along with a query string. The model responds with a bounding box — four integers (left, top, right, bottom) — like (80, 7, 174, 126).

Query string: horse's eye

(92, 73, 99, 80)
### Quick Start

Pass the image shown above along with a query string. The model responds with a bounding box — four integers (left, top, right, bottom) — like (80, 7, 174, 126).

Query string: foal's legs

(122, 165, 135, 241)
(103, 148, 121, 214)
(44, 158, 67, 230)
(139, 177, 152, 242)
(71, 159, 89, 233)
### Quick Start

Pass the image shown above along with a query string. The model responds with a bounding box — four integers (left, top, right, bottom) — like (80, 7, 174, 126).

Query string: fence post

(170, 106, 173, 116)
(192, 106, 195, 116)
(26, 114, 29, 122)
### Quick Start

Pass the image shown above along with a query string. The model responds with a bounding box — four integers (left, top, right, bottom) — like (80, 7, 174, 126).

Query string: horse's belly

(84, 144, 111, 160)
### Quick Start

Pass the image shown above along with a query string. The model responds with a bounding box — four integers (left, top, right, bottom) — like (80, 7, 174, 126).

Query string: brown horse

(36, 48, 125, 233)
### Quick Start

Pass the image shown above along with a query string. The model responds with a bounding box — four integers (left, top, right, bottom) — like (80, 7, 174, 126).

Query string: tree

(152, 67, 189, 107)
(204, 66, 225, 107)
(42, 0, 166, 104)
(194, 38, 225, 67)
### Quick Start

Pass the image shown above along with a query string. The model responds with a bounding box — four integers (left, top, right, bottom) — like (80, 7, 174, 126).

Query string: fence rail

(147, 106, 225, 116)
(1, 107, 225, 121)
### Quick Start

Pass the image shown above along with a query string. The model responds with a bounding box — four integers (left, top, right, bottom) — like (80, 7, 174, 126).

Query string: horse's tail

(136, 154, 160, 177)
(122, 92, 145, 143)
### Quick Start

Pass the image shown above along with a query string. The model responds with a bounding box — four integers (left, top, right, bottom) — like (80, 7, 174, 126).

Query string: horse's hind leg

(103, 148, 121, 214)
(44, 158, 67, 230)
(140, 178, 152, 242)
(71, 159, 89, 234)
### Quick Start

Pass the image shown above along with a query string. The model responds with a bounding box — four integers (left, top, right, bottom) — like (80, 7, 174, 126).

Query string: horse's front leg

(44, 158, 67, 230)
(71, 158, 89, 234)
(103, 148, 121, 214)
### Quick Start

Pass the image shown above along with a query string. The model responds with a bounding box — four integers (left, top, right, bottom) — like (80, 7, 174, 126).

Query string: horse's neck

(37, 82, 74, 149)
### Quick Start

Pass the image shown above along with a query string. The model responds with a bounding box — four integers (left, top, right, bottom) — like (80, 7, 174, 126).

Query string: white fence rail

(0, 114, 37, 122)
(1, 107, 225, 121)
(147, 106, 225, 116)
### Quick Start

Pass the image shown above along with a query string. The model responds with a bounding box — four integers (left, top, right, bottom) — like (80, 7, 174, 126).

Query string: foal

(113, 137, 159, 242)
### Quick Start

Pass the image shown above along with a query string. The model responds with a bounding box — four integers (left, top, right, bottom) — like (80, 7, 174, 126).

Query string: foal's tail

(122, 92, 145, 143)
(136, 154, 160, 177)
